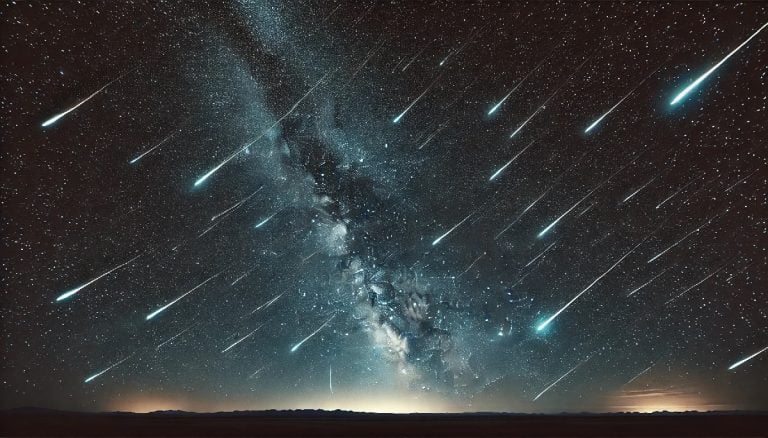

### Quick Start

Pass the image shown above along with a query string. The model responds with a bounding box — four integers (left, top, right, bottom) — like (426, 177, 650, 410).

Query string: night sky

(2, 1, 767, 413)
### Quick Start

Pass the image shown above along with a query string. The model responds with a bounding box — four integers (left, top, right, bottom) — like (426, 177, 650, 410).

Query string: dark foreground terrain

(1, 408, 766, 437)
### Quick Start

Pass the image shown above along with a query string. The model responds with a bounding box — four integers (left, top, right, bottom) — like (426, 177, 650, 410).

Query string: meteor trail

(510, 55, 592, 138)
(489, 140, 535, 181)
(393, 72, 444, 124)
(488, 56, 550, 116)
(627, 269, 667, 297)
(537, 238, 647, 331)
(255, 211, 279, 228)
(537, 187, 596, 238)
(84, 354, 133, 383)
(432, 212, 474, 246)
(251, 292, 284, 314)
(584, 65, 660, 133)
(402, 40, 433, 72)
(458, 252, 486, 278)
(656, 177, 698, 209)
(42, 71, 131, 128)
(622, 176, 657, 204)
(329, 364, 334, 395)
(56, 254, 141, 302)
(625, 364, 655, 385)
(647, 209, 727, 263)
(728, 346, 768, 370)
(211, 186, 263, 221)
(129, 131, 177, 164)
(156, 324, 197, 350)
(533, 359, 587, 401)
(222, 324, 264, 353)
(725, 168, 758, 192)
(146, 272, 220, 320)
(525, 241, 557, 267)
(290, 314, 336, 353)
(194, 72, 331, 187)
(664, 264, 726, 305)
(670, 21, 768, 106)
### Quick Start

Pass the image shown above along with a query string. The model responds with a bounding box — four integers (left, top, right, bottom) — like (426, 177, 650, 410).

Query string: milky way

(2, 1, 766, 413)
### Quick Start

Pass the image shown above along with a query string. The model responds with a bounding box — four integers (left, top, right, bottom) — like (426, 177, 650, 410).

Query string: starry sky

(2, 1, 767, 414)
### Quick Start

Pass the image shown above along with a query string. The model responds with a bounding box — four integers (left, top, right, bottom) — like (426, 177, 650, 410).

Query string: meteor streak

(146, 272, 220, 320)
(625, 364, 655, 385)
(627, 269, 667, 297)
(290, 313, 336, 353)
(251, 292, 284, 314)
(432, 212, 474, 246)
(84, 354, 133, 383)
(725, 168, 758, 192)
(537, 238, 646, 331)
(489, 140, 535, 181)
(222, 324, 264, 353)
(656, 177, 698, 209)
(56, 254, 141, 302)
(255, 211, 279, 228)
(622, 176, 657, 203)
(211, 187, 263, 221)
(525, 241, 557, 267)
(194, 72, 332, 187)
(647, 210, 727, 263)
(329, 364, 334, 395)
(156, 324, 196, 350)
(393, 72, 443, 124)
(670, 21, 768, 106)
(510, 55, 592, 138)
(129, 131, 176, 164)
(728, 346, 768, 370)
(533, 359, 587, 401)
(488, 56, 550, 116)
(402, 40, 433, 72)
(584, 65, 660, 133)
(664, 264, 726, 305)
(42, 71, 131, 127)
(537, 187, 596, 238)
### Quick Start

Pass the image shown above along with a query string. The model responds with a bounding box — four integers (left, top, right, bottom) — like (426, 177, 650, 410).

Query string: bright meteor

(670, 21, 768, 106)
(194, 71, 332, 187)
(533, 359, 587, 401)
(584, 65, 660, 133)
(146, 272, 220, 320)
(393, 72, 443, 124)
(41, 71, 131, 128)
(84, 354, 133, 383)
(728, 346, 768, 371)
(56, 254, 141, 302)
(129, 131, 177, 164)
(487, 56, 549, 116)
(211, 186, 263, 222)
(537, 238, 646, 331)
(290, 313, 336, 353)
(489, 140, 535, 181)
(432, 212, 474, 246)
(222, 324, 264, 353)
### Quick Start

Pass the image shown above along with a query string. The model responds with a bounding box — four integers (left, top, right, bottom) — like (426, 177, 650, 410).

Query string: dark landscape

(2, 408, 767, 437)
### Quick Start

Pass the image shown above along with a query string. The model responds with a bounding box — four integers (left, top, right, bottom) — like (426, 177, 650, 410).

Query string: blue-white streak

(728, 346, 768, 370)
(146, 273, 220, 320)
(56, 254, 141, 302)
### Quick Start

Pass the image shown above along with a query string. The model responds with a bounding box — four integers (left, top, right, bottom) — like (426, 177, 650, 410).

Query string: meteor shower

(2, 1, 767, 427)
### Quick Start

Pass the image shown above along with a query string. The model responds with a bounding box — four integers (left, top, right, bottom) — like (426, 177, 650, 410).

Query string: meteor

(728, 346, 768, 370)
(438, 28, 479, 67)
(584, 65, 660, 133)
(222, 324, 264, 353)
(656, 177, 698, 209)
(418, 120, 450, 150)
(129, 131, 177, 164)
(402, 40, 433, 72)
(627, 269, 667, 297)
(156, 324, 197, 350)
(525, 241, 557, 267)
(647, 209, 727, 263)
(146, 272, 220, 320)
(624, 363, 655, 386)
(724, 168, 758, 193)
(290, 313, 336, 353)
(537, 238, 646, 331)
(510, 55, 592, 138)
(231, 269, 254, 286)
(84, 354, 133, 383)
(457, 252, 486, 278)
(329, 364, 334, 395)
(194, 71, 332, 187)
(254, 211, 279, 228)
(198, 219, 224, 238)
(432, 212, 474, 246)
(537, 187, 597, 238)
(249, 366, 266, 379)
(533, 359, 587, 401)
(56, 254, 141, 302)
(622, 176, 658, 204)
(489, 140, 535, 181)
(670, 21, 768, 106)
(393, 72, 444, 124)
(350, 37, 386, 80)
(211, 186, 263, 221)
(487, 56, 550, 116)
(664, 264, 726, 305)
(251, 292, 284, 314)
(42, 71, 132, 128)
